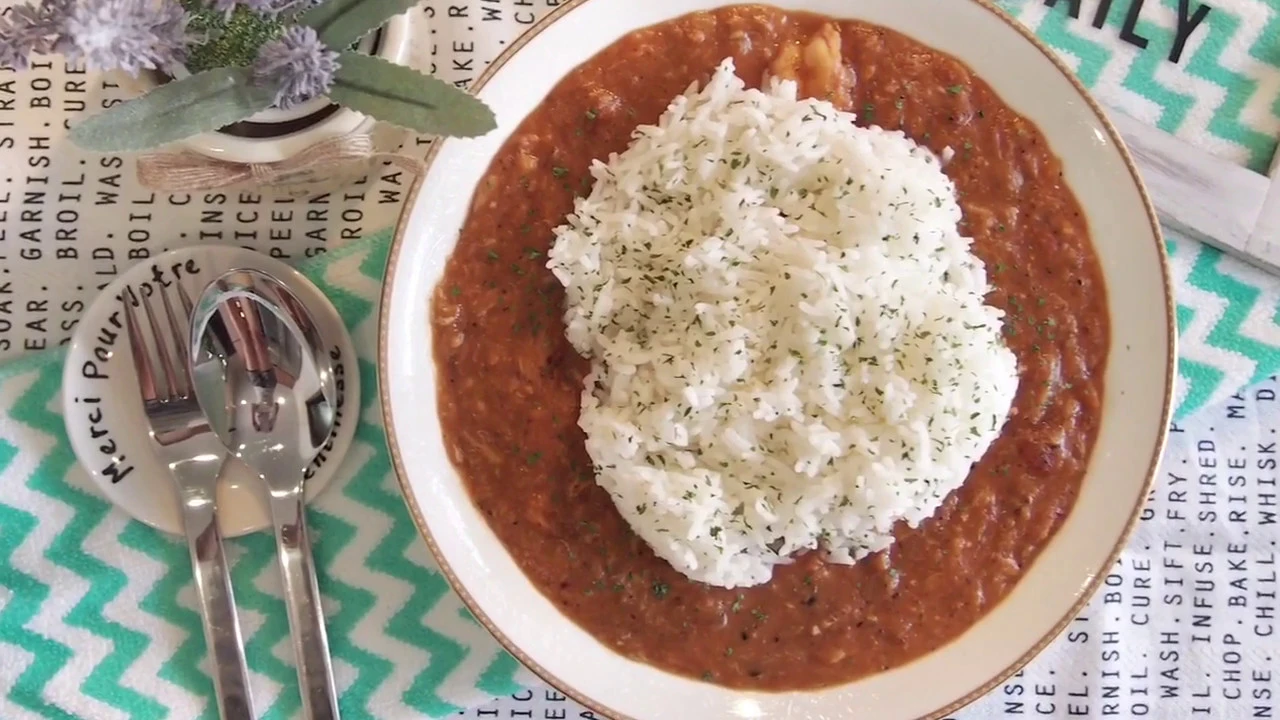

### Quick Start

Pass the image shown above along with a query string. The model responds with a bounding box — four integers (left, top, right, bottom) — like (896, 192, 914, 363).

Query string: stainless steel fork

(122, 283, 255, 720)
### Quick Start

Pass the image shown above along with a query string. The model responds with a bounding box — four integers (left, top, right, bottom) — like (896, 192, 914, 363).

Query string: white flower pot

(120, 12, 422, 198)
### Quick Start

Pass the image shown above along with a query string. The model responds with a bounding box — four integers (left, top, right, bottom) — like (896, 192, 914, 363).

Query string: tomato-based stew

(431, 4, 1108, 690)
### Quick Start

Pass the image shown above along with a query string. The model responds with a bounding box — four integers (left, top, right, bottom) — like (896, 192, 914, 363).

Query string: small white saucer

(62, 246, 360, 538)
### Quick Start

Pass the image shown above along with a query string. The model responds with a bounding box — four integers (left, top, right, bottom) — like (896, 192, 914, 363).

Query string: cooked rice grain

(547, 57, 1018, 589)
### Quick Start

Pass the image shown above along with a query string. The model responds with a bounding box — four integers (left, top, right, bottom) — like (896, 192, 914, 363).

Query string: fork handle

(182, 498, 254, 720)
(269, 489, 341, 720)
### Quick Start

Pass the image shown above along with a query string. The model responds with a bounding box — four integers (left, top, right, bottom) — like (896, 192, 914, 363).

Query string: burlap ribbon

(135, 134, 423, 192)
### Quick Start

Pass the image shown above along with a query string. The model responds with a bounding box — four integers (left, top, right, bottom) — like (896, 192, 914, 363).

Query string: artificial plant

(0, 0, 496, 152)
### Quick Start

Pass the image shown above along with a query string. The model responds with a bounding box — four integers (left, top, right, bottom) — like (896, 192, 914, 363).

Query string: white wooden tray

(1114, 110, 1280, 273)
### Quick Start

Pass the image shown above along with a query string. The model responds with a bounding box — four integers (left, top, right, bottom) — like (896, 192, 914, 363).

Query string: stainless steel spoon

(189, 268, 341, 720)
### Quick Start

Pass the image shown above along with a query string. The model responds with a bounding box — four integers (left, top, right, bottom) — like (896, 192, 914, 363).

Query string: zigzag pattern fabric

(998, 0, 1280, 416)
(4, 1, 1280, 716)
(0, 237, 532, 719)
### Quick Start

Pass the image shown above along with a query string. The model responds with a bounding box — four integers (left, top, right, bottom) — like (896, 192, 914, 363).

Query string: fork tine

(158, 282, 194, 398)
(140, 286, 179, 401)
(176, 281, 196, 320)
(122, 288, 161, 405)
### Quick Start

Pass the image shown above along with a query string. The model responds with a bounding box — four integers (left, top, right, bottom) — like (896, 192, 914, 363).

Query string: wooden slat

(1109, 110, 1272, 271)
(1244, 146, 1280, 272)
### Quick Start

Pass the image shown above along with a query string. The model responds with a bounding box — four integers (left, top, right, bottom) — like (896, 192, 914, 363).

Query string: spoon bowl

(192, 270, 337, 479)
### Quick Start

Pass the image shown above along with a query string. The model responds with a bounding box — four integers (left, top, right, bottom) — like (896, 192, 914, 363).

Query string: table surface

(0, 2, 1277, 719)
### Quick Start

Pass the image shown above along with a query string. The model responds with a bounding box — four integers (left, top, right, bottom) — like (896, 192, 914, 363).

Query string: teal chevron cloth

(5, 1, 1280, 717)
(0, 233, 528, 719)
(995, 0, 1280, 417)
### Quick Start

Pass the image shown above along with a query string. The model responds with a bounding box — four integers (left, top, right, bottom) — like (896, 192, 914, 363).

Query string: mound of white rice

(546, 57, 1019, 589)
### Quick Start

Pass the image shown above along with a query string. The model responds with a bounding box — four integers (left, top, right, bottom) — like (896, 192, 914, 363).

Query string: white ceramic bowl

(379, 1, 1175, 718)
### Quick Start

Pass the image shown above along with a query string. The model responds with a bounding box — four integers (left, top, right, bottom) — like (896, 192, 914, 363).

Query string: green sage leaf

(329, 51, 496, 138)
(300, 0, 418, 49)
(69, 67, 275, 153)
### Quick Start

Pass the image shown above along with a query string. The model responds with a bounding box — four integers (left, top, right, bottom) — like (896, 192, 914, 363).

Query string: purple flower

(62, 0, 190, 75)
(0, 0, 69, 70)
(253, 25, 339, 109)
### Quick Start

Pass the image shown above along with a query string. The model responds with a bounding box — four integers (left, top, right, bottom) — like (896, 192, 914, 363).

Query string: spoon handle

(269, 489, 341, 720)
(183, 496, 255, 720)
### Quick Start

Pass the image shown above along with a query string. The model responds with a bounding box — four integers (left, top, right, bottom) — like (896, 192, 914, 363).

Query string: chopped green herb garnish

(947, 84, 965, 94)
(652, 581, 670, 599)
(552, 166, 569, 178)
